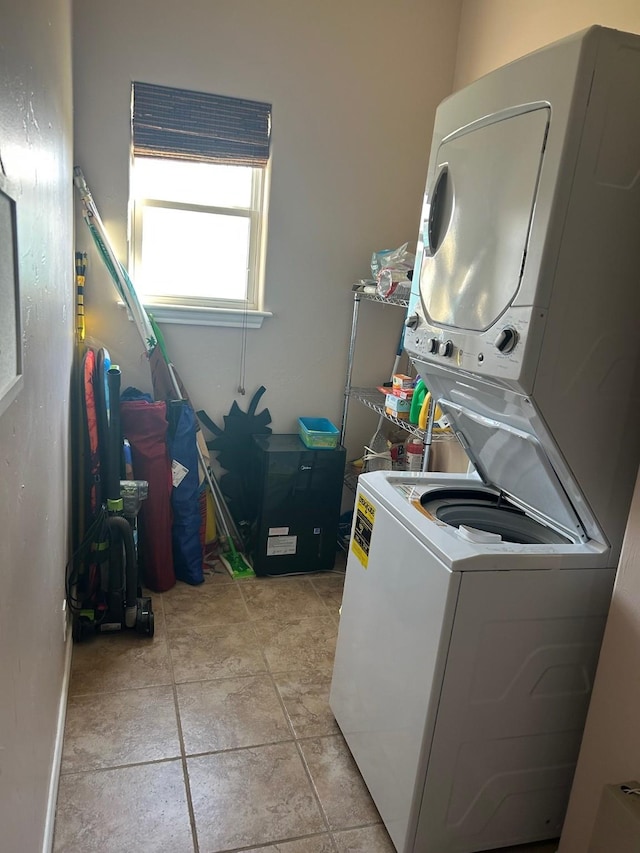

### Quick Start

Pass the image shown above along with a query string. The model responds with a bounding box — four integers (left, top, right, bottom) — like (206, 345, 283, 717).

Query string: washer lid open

(419, 488, 573, 544)
(442, 402, 589, 543)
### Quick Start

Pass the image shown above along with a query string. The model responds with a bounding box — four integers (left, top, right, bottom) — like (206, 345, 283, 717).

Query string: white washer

(330, 471, 614, 852)
(331, 26, 640, 853)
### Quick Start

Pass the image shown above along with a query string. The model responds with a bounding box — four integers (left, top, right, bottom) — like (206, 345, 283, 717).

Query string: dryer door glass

(420, 106, 549, 332)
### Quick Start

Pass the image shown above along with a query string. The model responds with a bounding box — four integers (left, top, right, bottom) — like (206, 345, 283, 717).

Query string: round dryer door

(420, 106, 549, 332)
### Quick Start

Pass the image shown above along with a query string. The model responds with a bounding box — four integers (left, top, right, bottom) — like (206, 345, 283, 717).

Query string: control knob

(427, 337, 439, 354)
(405, 313, 420, 330)
(494, 327, 518, 354)
(438, 340, 453, 357)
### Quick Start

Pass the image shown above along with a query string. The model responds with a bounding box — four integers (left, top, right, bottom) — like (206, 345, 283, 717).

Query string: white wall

(455, 0, 640, 89)
(72, 0, 463, 462)
(0, 0, 74, 849)
(454, 3, 640, 850)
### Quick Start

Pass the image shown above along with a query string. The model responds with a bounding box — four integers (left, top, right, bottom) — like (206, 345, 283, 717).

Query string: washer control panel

(404, 304, 544, 392)
(494, 327, 518, 354)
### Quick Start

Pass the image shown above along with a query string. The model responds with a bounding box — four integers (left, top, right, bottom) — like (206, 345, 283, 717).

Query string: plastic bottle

(405, 436, 424, 471)
(409, 379, 427, 424)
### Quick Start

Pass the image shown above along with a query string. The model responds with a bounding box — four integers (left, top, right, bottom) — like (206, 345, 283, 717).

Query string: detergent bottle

(409, 379, 427, 425)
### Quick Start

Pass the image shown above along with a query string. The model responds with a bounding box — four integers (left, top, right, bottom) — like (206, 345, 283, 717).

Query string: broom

(73, 168, 254, 578)
(150, 319, 254, 579)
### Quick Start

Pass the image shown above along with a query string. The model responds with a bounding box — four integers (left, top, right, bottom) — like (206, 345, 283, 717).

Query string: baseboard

(42, 629, 73, 853)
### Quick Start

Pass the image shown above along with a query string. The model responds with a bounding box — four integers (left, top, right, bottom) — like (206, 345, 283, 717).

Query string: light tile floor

(53, 555, 560, 853)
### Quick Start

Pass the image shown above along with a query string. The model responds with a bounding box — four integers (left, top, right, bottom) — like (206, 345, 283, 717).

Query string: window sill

(119, 301, 272, 329)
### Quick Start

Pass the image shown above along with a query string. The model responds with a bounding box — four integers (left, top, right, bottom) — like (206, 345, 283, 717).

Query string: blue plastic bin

(298, 417, 340, 449)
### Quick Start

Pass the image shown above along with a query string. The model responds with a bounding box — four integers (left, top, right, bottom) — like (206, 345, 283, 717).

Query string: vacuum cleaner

(69, 364, 154, 641)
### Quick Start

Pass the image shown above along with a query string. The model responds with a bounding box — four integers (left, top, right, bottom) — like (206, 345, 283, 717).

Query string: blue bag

(167, 401, 204, 585)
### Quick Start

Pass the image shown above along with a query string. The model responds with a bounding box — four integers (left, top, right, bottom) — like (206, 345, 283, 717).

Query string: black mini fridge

(250, 434, 346, 576)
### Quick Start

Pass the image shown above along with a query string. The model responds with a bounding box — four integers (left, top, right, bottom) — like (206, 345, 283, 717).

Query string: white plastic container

(406, 436, 424, 471)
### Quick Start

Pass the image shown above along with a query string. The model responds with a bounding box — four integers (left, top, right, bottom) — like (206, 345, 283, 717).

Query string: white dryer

(330, 25, 640, 853)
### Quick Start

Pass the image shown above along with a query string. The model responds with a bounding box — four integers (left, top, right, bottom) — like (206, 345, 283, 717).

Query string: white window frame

(130, 158, 270, 327)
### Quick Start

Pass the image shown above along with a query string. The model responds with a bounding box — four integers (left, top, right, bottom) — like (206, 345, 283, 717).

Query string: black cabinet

(249, 434, 346, 576)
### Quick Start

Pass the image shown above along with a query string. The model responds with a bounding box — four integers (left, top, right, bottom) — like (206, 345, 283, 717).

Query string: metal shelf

(341, 286, 421, 495)
(340, 288, 464, 497)
(352, 287, 410, 309)
(340, 288, 412, 446)
(350, 387, 426, 438)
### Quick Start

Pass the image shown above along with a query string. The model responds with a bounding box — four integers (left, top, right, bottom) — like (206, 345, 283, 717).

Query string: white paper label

(266, 535, 297, 556)
(171, 460, 189, 488)
(268, 526, 289, 536)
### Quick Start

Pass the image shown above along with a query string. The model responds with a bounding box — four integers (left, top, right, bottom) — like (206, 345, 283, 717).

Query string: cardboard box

(377, 385, 414, 400)
(385, 407, 410, 420)
(392, 373, 414, 391)
(392, 386, 414, 400)
(385, 393, 411, 418)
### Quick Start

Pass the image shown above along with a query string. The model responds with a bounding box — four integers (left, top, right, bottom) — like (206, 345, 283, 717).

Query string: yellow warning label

(352, 493, 375, 567)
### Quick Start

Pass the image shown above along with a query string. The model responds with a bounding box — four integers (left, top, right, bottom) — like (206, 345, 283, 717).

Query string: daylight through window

(130, 82, 271, 314)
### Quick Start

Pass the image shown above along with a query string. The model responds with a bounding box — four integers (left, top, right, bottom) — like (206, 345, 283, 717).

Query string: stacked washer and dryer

(330, 26, 640, 853)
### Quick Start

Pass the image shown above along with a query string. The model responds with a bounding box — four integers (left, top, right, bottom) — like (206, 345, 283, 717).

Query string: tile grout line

(200, 829, 337, 853)
(56, 754, 194, 778)
(258, 570, 379, 849)
(268, 608, 340, 846)
(60, 562, 532, 853)
(162, 576, 333, 850)
(205, 575, 337, 848)
(247, 594, 338, 844)
(63, 676, 174, 702)
(58, 566, 368, 852)
(309, 576, 342, 625)
(294, 733, 343, 847)
(309, 569, 346, 627)
(161, 589, 201, 853)
(57, 730, 372, 778)
(163, 570, 346, 850)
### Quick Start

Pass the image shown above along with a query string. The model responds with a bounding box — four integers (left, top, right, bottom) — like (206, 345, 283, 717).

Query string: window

(130, 82, 272, 326)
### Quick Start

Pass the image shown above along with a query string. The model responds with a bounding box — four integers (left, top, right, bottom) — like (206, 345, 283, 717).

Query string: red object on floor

(120, 399, 176, 592)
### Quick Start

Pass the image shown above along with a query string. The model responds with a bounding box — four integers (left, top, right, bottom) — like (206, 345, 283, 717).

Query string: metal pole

(340, 290, 361, 446)
(421, 395, 435, 473)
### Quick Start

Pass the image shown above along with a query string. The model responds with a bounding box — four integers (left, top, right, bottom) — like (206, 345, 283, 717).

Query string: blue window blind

(132, 81, 272, 167)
